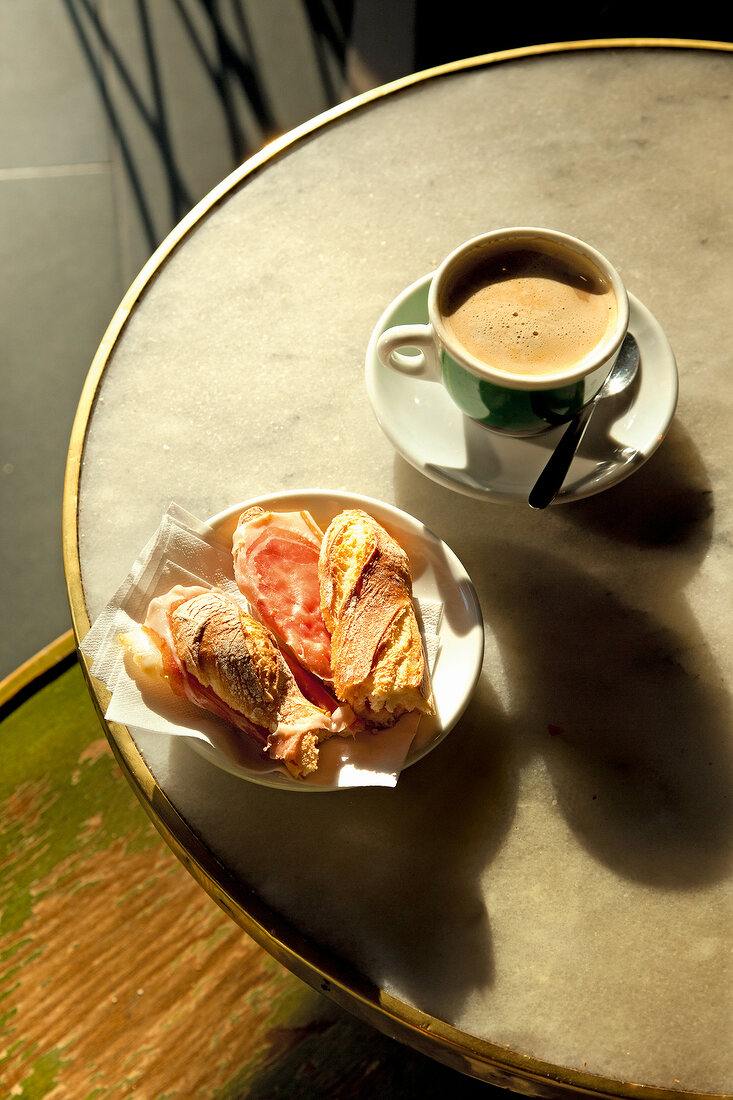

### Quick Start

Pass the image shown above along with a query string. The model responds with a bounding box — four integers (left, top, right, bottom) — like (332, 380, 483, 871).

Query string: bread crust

(159, 588, 334, 774)
(169, 589, 288, 732)
(319, 510, 433, 724)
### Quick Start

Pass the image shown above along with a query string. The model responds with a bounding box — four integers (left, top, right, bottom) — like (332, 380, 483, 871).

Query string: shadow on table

(557, 419, 714, 556)
(394, 417, 733, 890)
(242, 993, 509, 1100)
(60, 0, 354, 258)
(161, 416, 732, 1038)
(164, 653, 516, 1023)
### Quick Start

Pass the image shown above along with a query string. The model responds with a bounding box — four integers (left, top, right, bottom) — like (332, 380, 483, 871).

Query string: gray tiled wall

(1, 0, 413, 679)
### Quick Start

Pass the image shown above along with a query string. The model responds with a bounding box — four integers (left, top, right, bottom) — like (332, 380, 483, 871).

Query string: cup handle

(376, 324, 442, 382)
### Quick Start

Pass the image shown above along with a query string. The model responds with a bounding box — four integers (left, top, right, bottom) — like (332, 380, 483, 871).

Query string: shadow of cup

(393, 415, 733, 889)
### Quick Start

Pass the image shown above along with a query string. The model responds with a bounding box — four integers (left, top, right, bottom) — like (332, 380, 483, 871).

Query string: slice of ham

(232, 507, 333, 683)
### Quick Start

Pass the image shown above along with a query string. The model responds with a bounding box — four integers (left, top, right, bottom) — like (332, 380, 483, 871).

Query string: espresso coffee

(441, 241, 618, 378)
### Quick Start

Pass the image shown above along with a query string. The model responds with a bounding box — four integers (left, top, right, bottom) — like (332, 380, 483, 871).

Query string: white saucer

(365, 273, 678, 504)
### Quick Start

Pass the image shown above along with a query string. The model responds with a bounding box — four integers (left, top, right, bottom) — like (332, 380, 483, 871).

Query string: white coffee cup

(377, 227, 629, 435)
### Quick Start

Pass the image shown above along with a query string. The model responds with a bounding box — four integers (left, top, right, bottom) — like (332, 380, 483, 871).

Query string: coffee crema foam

(441, 244, 618, 377)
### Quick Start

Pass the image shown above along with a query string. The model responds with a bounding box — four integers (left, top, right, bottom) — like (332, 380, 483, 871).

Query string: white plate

(365, 273, 678, 504)
(190, 490, 484, 791)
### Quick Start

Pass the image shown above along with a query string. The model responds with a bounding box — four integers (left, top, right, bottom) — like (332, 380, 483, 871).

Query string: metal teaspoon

(527, 334, 640, 510)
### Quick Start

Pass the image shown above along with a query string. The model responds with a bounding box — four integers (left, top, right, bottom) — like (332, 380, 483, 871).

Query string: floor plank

(0, 652, 502, 1097)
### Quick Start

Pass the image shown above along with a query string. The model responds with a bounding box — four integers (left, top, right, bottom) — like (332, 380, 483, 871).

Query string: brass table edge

(62, 39, 733, 1099)
(0, 630, 76, 710)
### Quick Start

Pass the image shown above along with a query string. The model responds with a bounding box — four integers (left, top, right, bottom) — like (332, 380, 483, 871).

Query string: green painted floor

(0, 640, 503, 1098)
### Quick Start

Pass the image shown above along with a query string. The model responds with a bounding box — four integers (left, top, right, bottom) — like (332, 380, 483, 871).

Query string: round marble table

(64, 40, 733, 1098)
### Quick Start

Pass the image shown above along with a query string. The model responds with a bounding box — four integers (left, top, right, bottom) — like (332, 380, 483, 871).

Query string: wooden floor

(0, 636, 502, 1098)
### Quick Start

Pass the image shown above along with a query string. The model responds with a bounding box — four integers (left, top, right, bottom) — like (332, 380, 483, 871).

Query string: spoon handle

(528, 404, 594, 509)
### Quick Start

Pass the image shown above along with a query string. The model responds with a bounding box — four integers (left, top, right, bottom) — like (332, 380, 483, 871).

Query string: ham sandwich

(319, 509, 433, 726)
(124, 507, 433, 778)
(121, 585, 347, 776)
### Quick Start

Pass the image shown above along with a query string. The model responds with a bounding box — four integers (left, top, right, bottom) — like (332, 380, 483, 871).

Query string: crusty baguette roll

(121, 586, 339, 776)
(318, 510, 433, 725)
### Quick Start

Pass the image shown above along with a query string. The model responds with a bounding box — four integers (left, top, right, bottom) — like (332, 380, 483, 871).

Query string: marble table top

(66, 42, 733, 1097)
